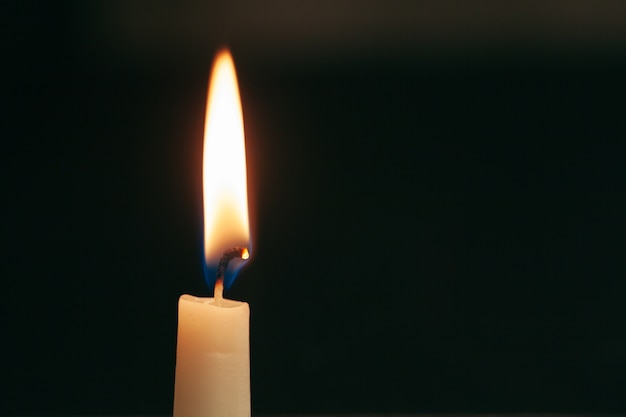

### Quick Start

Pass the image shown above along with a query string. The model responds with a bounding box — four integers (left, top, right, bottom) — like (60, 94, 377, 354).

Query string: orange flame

(202, 49, 251, 281)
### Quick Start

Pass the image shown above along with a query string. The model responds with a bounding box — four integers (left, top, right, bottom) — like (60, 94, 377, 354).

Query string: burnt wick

(214, 247, 249, 306)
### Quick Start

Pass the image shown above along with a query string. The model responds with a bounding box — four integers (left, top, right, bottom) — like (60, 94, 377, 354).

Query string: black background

(3, 1, 626, 415)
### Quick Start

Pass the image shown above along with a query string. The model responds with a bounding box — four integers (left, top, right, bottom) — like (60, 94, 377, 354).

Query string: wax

(173, 294, 250, 417)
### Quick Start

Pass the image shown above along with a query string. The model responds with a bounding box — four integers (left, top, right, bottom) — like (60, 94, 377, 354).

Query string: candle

(173, 49, 252, 417)
(173, 295, 250, 417)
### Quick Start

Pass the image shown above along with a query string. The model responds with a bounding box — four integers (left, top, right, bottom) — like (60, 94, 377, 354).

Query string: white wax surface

(173, 294, 250, 417)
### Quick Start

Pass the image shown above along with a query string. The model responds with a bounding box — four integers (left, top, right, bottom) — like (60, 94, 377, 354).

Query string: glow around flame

(203, 49, 251, 289)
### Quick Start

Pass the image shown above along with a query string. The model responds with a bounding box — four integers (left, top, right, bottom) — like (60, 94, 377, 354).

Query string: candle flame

(203, 48, 251, 289)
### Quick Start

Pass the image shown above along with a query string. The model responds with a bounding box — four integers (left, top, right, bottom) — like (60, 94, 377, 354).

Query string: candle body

(173, 294, 250, 417)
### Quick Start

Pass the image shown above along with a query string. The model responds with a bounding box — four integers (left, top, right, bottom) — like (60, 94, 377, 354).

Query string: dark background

(3, 0, 626, 415)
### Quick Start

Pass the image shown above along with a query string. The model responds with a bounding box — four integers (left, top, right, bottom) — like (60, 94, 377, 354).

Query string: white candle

(173, 49, 252, 417)
(173, 295, 250, 417)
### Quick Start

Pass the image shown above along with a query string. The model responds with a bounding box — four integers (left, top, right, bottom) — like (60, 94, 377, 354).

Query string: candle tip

(214, 246, 249, 302)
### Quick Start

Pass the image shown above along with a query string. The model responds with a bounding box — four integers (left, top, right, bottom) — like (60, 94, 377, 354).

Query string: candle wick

(214, 279, 224, 307)
(214, 246, 249, 306)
